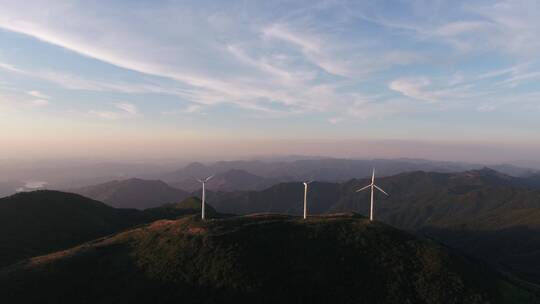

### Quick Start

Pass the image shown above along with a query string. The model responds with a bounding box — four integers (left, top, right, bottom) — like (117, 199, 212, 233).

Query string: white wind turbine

(195, 175, 214, 220)
(302, 181, 313, 220)
(356, 169, 388, 221)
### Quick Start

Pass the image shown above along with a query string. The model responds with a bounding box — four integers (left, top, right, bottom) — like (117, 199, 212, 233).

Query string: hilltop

(2, 214, 536, 304)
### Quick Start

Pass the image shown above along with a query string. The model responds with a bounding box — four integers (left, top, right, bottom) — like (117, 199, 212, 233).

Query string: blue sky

(0, 1, 539, 162)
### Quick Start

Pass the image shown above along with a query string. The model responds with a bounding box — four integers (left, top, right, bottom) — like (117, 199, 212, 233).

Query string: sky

(0, 0, 539, 163)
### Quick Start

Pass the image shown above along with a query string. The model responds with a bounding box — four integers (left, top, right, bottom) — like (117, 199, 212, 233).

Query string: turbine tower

(356, 169, 388, 221)
(302, 181, 313, 220)
(195, 175, 214, 220)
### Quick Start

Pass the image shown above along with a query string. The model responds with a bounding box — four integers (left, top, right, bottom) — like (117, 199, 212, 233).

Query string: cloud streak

(90, 103, 139, 120)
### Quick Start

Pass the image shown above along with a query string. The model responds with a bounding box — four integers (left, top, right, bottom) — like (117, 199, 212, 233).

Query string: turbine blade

(374, 185, 389, 196)
(205, 175, 215, 182)
(356, 185, 371, 192)
(372, 169, 375, 184)
(192, 176, 203, 183)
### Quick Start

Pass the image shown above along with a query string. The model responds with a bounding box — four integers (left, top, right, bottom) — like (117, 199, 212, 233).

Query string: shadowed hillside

(0, 191, 215, 268)
(2, 214, 536, 304)
(72, 178, 189, 209)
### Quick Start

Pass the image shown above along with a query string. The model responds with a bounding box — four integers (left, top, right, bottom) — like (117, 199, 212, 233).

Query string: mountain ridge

(157, 159, 539, 188)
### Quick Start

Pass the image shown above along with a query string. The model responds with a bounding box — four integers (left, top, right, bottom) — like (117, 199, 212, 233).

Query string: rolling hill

(72, 178, 189, 209)
(0, 191, 142, 268)
(2, 214, 536, 303)
(0, 191, 214, 268)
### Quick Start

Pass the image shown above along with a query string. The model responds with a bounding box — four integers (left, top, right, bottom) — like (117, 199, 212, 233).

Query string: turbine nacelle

(195, 175, 214, 184)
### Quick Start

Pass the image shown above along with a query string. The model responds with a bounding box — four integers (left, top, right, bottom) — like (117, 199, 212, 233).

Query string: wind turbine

(195, 175, 214, 220)
(302, 181, 313, 220)
(356, 169, 388, 221)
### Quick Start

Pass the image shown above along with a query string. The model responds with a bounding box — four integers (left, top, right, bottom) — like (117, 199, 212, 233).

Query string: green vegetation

(2, 214, 537, 303)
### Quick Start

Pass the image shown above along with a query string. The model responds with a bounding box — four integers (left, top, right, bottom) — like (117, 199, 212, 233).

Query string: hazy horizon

(2, 138, 540, 165)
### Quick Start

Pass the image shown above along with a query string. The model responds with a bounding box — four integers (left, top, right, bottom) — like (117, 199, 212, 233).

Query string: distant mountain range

(158, 158, 479, 182)
(2, 214, 535, 303)
(2, 158, 538, 198)
(170, 158, 539, 180)
(71, 178, 190, 209)
(0, 191, 211, 268)
(170, 169, 294, 191)
(157, 158, 539, 190)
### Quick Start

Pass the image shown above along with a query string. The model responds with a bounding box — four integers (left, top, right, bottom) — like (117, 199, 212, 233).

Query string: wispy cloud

(262, 23, 351, 77)
(389, 78, 436, 102)
(26, 90, 50, 107)
(163, 104, 205, 115)
(1, 62, 188, 94)
(115, 103, 137, 115)
(90, 103, 139, 120)
(27, 90, 49, 99)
